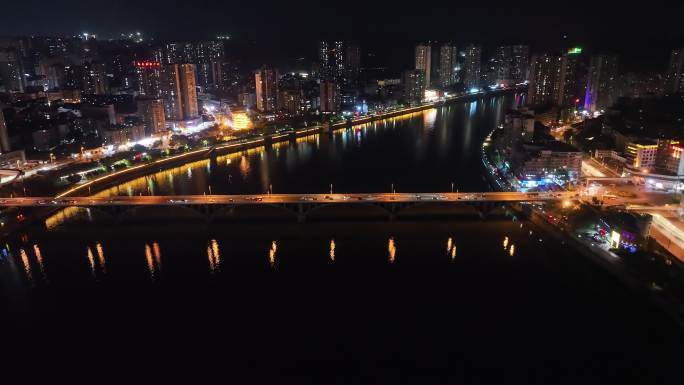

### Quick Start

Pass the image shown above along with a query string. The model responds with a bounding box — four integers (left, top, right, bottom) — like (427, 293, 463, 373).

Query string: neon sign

(136, 61, 161, 69)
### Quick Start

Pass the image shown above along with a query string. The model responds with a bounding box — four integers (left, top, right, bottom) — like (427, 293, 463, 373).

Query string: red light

(136, 61, 160, 69)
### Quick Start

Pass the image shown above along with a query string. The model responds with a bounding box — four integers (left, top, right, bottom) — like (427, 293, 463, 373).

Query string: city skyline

(3, 3, 684, 384)
(0, 2, 682, 72)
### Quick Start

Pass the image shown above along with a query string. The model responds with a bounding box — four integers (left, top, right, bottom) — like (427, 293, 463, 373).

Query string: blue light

(522, 178, 548, 188)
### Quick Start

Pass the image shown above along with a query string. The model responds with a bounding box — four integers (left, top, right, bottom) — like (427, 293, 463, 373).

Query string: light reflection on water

(152, 242, 162, 269)
(1, 218, 542, 299)
(329, 239, 336, 262)
(87, 247, 97, 277)
(447, 237, 457, 261)
(33, 244, 46, 280)
(239, 156, 250, 178)
(388, 237, 396, 264)
(145, 243, 162, 280)
(19, 248, 32, 283)
(423, 108, 438, 130)
(208, 239, 221, 273)
(96, 243, 106, 274)
(87, 243, 107, 279)
(269, 241, 277, 268)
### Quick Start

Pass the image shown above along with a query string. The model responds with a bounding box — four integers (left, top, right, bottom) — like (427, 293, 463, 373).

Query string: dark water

(3, 221, 682, 383)
(95, 95, 517, 198)
(3, 94, 684, 384)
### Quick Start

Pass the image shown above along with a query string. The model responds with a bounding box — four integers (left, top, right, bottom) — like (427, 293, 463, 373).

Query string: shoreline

(479, 122, 684, 327)
(54, 88, 522, 199)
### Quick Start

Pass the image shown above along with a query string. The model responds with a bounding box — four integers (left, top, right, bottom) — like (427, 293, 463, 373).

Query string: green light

(568, 47, 583, 55)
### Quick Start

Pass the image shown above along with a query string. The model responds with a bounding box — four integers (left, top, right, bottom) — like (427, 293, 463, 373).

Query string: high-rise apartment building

(255, 66, 278, 113)
(320, 80, 340, 113)
(463, 45, 482, 89)
(585, 54, 619, 112)
(318, 41, 332, 80)
(439, 43, 458, 88)
(403, 69, 425, 106)
(526, 48, 587, 116)
(0, 48, 25, 92)
(333, 41, 345, 82)
(415, 44, 432, 88)
(195, 41, 225, 92)
(344, 41, 361, 86)
(318, 40, 361, 109)
(160, 64, 198, 121)
(319, 40, 361, 86)
(0, 105, 10, 153)
(178, 64, 199, 119)
(528, 53, 562, 105)
(136, 60, 162, 97)
(195, 41, 224, 63)
(510, 45, 530, 84)
(82, 62, 107, 94)
(163, 43, 182, 65)
(137, 97, 167, 135)
(665, 48, 684, 94)
(556, 48, 588, 109)
(493, 46, 512, 85)
(160, 64, 182, 120)
(279, 88, 304, 115)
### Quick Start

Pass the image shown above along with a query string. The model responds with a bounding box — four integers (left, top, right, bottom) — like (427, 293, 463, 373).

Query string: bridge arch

(118, 205, 207, 223)
(209, 203, 299, 222)
(304, 202, 392, 220)
(393, 201, 483, 218)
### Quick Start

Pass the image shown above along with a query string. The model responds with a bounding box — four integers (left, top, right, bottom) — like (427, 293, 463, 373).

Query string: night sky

(2, 0, 683, 72)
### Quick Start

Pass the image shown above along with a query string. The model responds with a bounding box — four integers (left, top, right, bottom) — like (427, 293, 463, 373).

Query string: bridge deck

(0, 192, 576, 207)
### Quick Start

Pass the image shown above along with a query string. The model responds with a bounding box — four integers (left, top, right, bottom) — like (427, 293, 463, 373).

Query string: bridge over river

(7, 191, 576, 223)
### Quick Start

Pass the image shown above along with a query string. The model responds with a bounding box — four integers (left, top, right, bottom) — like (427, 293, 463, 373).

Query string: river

(2, 93, 682, 384)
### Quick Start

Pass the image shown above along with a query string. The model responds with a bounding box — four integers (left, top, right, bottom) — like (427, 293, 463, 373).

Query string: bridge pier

(479, 202, 495, 219)
(387, 202, 398, 221)
(322, 121, 333, 134)
(288, 132, 297, 141)
(297, 203, 306, 223)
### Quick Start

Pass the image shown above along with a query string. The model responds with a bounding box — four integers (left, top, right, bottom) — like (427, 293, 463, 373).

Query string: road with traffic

(0, 191, 578, 208)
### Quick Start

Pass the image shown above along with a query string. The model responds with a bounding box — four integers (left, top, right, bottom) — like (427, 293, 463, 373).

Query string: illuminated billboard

(610, 231, 621, 249)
